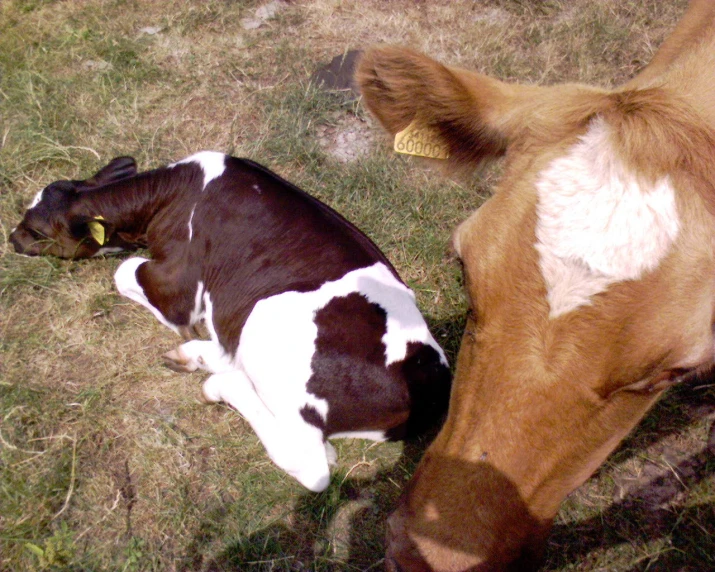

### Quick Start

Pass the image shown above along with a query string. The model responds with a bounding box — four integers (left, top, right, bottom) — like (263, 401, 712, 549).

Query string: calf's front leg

(115, 258, 183, 334)
(115, 257, 202, 342)
(163, 339, 233, 374)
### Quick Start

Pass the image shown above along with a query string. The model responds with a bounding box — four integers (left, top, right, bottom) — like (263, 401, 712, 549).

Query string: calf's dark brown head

(10, 156, 138, 258)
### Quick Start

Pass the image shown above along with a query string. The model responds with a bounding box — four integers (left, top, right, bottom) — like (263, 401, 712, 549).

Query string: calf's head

(10, 156, 138, 258)
(357, 8, 715, 570)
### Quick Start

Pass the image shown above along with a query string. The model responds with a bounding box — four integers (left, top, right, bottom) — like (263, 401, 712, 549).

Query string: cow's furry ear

(356, 47, 511, 166)
(76, 157, 137, 190)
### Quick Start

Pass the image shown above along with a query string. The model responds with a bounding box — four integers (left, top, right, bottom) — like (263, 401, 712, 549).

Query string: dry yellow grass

(1, 0, 712, 570)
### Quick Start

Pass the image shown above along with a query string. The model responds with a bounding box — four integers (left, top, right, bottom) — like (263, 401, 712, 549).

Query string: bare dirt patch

(315, 112, 375, 163)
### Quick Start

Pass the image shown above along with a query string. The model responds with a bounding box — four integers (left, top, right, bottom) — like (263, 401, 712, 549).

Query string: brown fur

(357, 1, 715, 570)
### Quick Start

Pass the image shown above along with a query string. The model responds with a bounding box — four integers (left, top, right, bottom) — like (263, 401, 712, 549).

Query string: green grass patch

(1, 0, 712, 570)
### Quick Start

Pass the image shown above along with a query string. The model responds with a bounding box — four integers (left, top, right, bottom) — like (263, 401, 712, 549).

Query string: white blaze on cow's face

(535, 116, 680, 318)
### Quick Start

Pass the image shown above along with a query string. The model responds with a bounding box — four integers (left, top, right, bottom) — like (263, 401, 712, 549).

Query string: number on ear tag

(394, 121, 449, 159)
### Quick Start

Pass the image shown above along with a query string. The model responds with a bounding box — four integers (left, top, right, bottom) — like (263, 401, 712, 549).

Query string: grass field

(1, 0, 713, 570)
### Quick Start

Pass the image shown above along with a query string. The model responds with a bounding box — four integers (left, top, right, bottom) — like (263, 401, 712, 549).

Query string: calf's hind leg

(202, 370, 331, 492)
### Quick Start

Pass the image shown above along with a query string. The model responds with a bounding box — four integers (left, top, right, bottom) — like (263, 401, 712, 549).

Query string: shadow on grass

(544, 372, 715, 571)
(179, 312, 465, 572)
(180, 316, 714, 572)
(545, 440, 714, 571)
(181, 437, 430, 572)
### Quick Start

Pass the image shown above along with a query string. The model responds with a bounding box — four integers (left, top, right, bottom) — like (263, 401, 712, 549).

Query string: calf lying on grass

(9, 151, 451, 491)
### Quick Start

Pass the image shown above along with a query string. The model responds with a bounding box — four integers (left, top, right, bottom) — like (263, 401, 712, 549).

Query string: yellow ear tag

(394, 121, 450, 159)
(88, 216, 107, 245)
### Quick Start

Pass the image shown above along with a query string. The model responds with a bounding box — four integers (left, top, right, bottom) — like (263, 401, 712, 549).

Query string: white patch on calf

(114, 257, 183, 335)
(93, 247, 125, 257)
(202, 291, 222, 345)
(238, 287, 326, 422)
(189, 280, 205, 325)
(170, 151, 226, 189)
(187, 204, 196, 241)
(329, 430, 387, 441)
(236, 262, 445, 433)
(355, 264, 447, 366)
(13, 250, 34, 258)
(28, 189, 44, 209)
(195, 290, 235, 373)
(535, 117, 680, 318)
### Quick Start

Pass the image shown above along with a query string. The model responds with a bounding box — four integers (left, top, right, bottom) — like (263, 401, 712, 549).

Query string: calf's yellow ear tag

(88, 216, 107, 245)
(394, 121, 449, 159)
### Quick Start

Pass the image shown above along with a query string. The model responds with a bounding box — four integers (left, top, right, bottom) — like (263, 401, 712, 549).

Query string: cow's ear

(356, 46, 602, 169)
(356, 47, 513, 166)
(76, 157, 137, 191)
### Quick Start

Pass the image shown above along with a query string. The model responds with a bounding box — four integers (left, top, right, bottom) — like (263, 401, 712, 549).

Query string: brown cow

(357, 0, 715, 570)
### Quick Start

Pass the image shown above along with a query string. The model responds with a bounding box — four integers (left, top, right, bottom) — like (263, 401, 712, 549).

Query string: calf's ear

(70, 215, 115, 246)
(77, 156, 137, 191)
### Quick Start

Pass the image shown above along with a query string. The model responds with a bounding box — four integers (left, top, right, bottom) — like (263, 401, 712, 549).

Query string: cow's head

(357, 3, 715, 569)
(10, 157, 138, 258)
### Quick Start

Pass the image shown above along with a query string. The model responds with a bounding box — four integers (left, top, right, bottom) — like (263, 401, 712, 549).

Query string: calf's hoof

(163, 348, 199, 373)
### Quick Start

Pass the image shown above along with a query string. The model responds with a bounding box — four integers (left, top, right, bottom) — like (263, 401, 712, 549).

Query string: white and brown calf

(10, 152, 451, 492)
(357, 0, 715, 569)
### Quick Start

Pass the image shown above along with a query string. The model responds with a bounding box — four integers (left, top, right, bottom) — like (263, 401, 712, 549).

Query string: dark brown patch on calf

(136, 258, 202, 328)
(391, 342, 451, 439)
(304, 293, 410, 437)
(304, 293, 450, 439)
(299, 405, 327, 432)
(185, 159, 400, 353)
